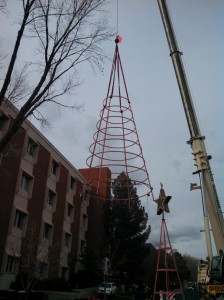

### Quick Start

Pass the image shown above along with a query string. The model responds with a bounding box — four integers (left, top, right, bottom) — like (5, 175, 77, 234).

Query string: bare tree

(0, 0, 113, 153)
(8, 224, 60, 294)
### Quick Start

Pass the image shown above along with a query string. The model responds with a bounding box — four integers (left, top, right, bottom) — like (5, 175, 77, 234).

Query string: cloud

(169, 225, 202, 243)
(148, 218, 203, 257)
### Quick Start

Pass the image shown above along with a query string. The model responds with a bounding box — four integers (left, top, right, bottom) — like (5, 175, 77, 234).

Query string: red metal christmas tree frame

(86, 36, 153, 202)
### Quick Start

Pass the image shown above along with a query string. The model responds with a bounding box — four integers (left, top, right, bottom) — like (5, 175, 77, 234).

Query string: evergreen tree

(173, 251, 191, 281)
(167, 251, 190, 285)
(104, 172, 151, 279)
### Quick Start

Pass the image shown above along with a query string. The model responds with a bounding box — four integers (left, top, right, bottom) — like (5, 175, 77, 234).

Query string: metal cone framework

(153, 186, 185, 300)
(86, 37, 153, 202)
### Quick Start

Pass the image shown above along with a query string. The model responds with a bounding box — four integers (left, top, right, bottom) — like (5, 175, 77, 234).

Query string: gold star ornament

(154, 183, 172, 215)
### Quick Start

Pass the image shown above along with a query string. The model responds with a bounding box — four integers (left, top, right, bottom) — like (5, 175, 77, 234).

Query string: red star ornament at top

(154, 183, 172, 215)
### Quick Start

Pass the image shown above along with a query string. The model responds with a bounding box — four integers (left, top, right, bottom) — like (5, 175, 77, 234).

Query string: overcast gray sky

(1, 0, 223, 260)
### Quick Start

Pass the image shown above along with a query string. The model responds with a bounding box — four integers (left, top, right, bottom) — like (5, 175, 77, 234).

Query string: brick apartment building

(79, 167, 111, 257)
(0, 102, 91, 289)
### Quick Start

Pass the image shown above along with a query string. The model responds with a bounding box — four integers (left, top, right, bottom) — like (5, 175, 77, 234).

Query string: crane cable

(116, 0, 119, 35)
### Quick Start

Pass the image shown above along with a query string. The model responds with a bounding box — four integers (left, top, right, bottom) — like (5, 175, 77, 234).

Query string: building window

(39, 262, 48, 278)
(80, 240, 86, 254)
(27, 138, 38, 156)
(61, 267, 68, 280)
(82, 213, 87, 227)
(70, 176, 76, 190)
(14, 210, 26, 229)
(64, 233, 71, 248)
(80, 188, 89, 201)
(43, 223, 53, 240)
(0, 114, 8, 131)
(51, 160, 59, 176)
(67, 203, 74, 217)
(6, 256, 20, 273)
(48, 189, 56, 205)
(21, 172, 32, 191)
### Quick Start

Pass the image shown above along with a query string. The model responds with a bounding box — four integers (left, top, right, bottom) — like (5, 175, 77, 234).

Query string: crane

(157, 0, 224, 296)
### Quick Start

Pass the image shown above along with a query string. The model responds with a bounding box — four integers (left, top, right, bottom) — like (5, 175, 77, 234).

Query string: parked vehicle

(186, 282, 195, 291)
(135, 284, 152, 299)
(97, 282, 117, 295)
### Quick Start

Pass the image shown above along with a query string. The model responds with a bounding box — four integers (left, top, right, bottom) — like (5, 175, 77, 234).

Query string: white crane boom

(157, 0, 224, 257)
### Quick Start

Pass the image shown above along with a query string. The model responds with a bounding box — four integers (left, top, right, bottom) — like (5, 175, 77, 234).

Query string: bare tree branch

(5, 63, 31, 104)
(0, 0, 114, 153)
(0, 0, 36, 104)
(0, 38, 7, 70)
(0, 0, 7, 13)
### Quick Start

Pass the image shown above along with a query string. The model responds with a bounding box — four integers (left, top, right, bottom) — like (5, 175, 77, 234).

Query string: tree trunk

(0, 113, 24, 153)
(0, 1, 34, 105)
